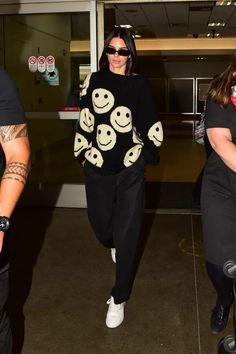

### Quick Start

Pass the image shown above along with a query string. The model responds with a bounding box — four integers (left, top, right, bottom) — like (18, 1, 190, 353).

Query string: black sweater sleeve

(74, 73, 94, 164)
(135, 76, 163, 165)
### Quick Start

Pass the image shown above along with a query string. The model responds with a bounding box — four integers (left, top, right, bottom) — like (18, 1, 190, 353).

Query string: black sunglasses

(105, 46, 130, 57)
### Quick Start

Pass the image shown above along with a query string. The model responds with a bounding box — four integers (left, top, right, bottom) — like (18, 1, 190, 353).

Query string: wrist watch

(0, 216, 10, 232)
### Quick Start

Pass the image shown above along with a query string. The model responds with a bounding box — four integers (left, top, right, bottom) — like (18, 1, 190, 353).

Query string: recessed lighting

(208, 22, 225, 26)
(216, 0, 236, 5)
(207, 32, 220, 37)
(115, 24, 132, 29)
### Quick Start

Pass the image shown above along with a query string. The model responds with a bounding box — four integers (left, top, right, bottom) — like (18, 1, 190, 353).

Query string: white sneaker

(111, 248, 116, 263)
(105, 296, 125, 328)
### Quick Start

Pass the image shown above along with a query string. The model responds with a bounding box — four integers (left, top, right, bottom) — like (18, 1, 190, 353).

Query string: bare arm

(207, 127, 236, 172)
(0, 123, 30, 252)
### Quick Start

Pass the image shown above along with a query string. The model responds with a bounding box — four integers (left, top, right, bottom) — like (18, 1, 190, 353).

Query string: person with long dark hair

(201, 54, 236, 334)
(74, 26, 163, 328)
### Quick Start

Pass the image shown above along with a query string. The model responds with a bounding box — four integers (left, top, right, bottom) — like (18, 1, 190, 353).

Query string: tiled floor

(6, 207, 234, 354)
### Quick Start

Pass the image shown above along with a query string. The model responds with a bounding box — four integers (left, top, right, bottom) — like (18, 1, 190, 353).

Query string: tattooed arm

(0, 123, 30, 252)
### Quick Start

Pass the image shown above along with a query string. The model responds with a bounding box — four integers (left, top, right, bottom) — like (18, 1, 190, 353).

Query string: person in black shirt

(74, 27, 163, 328)
(0, 68, 30, 354)
(201, 54, 236, 334)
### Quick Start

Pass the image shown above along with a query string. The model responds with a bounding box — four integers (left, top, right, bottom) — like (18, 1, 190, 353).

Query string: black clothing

(74, 69, 162, 174)
(206, 262, 233, 307)
(0, 68, 26, 353)
(0, 68, 26, 271)
(210, 302, 231, 334)
(201, 100, 236, 265)
(75, 69, 162, 304)
(192, 133, 213, 207)
(0, 268, 12, 354)
(85, 157, 145, 303)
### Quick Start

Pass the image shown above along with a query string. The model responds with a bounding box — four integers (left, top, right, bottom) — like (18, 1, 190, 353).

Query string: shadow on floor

(7, 206, 57, 354)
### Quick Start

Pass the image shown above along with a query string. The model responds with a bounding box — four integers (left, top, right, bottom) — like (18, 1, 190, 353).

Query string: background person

(0, 68, 30, 354)
(74, 26, 163, 329)
(201, 54, 236, 334)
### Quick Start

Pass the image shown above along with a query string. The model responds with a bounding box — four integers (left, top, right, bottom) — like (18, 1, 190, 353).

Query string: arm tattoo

(2, 162, 29, 185)
(0, 125, 28, 143)
(16, 126, 28, 139)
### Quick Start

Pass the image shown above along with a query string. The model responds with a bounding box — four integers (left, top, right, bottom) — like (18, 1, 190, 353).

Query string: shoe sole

(106, 319, 124, 329)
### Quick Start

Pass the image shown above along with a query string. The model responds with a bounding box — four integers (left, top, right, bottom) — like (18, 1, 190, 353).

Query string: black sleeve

(205, 99, 229, 129)
(0, 68, 26, 126)
(135, 76, 163, 165)
(74, 73, 94, 164)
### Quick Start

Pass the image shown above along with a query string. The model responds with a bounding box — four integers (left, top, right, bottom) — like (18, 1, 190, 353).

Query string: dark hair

(207, 53, 236, 108)
(99, 26, 137, 75)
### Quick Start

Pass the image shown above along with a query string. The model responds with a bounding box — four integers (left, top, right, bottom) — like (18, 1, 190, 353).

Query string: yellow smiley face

(123, 144, 142, 167)
(92, 88, 115, 114)
(148, 122, 163, 147)
(110, 106, 132, 133)
(74, 133, 89, 157)
(79, 108, 95, 133)
(81, 73, 91, 97)
(96, 124, 117, 151)
(85, 147, 103, 167)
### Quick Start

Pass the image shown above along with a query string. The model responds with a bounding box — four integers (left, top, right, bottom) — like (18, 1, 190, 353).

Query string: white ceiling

(104, 1, 236, 38)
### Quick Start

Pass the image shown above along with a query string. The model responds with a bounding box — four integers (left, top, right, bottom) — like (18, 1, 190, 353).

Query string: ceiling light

(216, 0, 236, 5)
(207, 31, 220, 37)
(114, 24, 132, 29)
(208, 22, 225, 26)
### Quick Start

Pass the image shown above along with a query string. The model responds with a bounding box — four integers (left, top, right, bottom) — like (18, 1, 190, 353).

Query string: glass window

(0, 11, 92, 188)
(168, 78, 194, 114)
(0, 12, 90, 112)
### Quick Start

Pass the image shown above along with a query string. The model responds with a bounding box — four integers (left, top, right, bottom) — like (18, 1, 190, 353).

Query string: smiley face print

(110, 106, 132, 133)
(92, 88, 115, 114)
(124, 144, 142, 167)
(96, 124, 117, 151)
(79, 108, 95, 133)
(132, 126, 143, 145)
(74, 133, 89, 157)
(81, 73, 91, 97)
(148, 121, 163, 147)
(85, 147, 103, 167)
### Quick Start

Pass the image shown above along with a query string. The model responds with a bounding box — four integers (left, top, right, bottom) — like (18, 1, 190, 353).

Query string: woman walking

(74, 26, 163, 328)
(201, 54, 236, 334)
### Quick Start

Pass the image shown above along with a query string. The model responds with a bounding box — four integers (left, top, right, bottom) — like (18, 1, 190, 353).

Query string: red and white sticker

(231, 85, 236, 107)
(37, 55, 46, 73)
(46, 55, 55, 73)
(28, 56, 38, 73)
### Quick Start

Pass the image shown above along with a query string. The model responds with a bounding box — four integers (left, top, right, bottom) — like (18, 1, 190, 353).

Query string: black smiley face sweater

(74, 68, 163, 174)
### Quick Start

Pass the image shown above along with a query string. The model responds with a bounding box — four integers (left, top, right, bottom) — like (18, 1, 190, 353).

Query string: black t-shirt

(0, 68, 26, 270)
(204, 99, 236, 196)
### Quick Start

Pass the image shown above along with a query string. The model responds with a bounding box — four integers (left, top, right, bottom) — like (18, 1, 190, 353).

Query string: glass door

(0, 1, 96, 207)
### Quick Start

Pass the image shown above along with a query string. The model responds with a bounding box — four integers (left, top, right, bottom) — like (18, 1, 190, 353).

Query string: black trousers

(0, 266, 12, 354)
(206, 261, 233, 307)
(85, 158, 145, 304)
